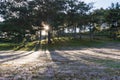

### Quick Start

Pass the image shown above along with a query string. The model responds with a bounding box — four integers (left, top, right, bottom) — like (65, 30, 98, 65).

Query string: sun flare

(42, 30, 47, 36)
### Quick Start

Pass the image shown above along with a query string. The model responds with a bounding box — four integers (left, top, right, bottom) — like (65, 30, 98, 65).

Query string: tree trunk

(73, 26, 77, 39)
(79, 27, 82, 39)
(89, 25, 93, 41)
(39, 30, 42, 45)
(48, 31, 52, 44)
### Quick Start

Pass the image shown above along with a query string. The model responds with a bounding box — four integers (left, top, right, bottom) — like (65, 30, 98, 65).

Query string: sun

(42, 30, 47, 36)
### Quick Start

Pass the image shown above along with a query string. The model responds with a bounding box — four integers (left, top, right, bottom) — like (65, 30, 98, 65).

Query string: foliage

(105, 2, 120, 26)
(0, 1, 120, 43)
(0, 0, 92, 43)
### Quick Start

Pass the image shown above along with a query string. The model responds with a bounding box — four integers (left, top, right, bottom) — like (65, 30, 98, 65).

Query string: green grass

(102, 60, 120, 68)
(0, 37, 119, 51)
(13, 41, 39, 51)
(92, 59, 120, 68)
(0, 41, 39, 51)
(82, 56, 120, 68)
(0, 43, 19, 50)
(0, 38, 107, 51)
(41, 37, 107, 50)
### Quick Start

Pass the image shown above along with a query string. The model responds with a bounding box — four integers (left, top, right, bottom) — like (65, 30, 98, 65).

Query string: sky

(0, 0, 120, 22)
(0, 16, 4, 22)
(81, 0, 120, 9)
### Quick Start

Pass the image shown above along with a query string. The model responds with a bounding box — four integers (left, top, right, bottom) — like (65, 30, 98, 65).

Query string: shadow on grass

(14, 41, 41, 51)
(35, 47, 120, 80)
(0, 38, 120, 79)
(1, 38, 120, 51)
(0, 51, 34, 64)
(91, 49, 120, 57)
(36, 37, 120, 79)
(35, 49, 89, 80)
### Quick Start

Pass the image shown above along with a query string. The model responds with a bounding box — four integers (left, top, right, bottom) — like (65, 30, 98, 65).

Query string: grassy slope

(0, 37, 119, 51)
(0, 43, 19, 50)
(42, 38, 106, 50)
(0, 37, 120, 74)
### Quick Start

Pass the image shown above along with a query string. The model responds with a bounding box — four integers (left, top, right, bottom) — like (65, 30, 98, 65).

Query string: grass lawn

(0, 37, 120, 51)
(0, 43, 19, 50)
(0, 37, 120, 80)
(15, 38, 107, 50)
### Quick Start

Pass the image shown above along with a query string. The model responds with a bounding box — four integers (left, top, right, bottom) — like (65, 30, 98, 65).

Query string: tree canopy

(0, 0, 120, 43)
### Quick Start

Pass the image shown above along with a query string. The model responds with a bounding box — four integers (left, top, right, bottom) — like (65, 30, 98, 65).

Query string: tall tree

(66, 0, 92, 38)
(105, 2, 120, 39)
(0, 0, 93, 43)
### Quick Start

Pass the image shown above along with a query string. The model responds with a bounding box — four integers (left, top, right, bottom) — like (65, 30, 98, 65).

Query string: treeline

(0, 0, 120, 43)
